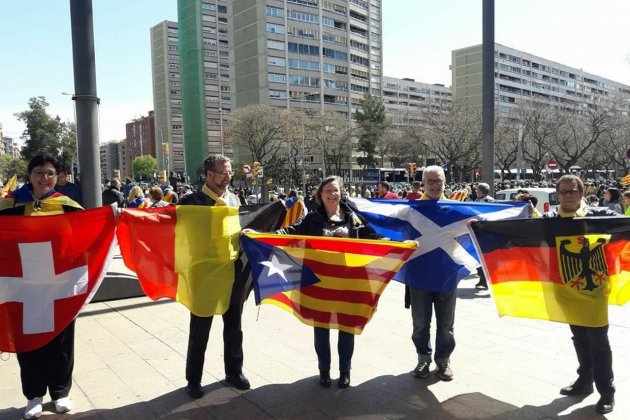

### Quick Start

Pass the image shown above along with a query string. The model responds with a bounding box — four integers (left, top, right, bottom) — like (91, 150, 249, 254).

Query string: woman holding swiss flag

(0, 154, 83, 419)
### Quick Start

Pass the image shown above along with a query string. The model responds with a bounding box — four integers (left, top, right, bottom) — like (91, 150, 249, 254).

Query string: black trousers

(17, 321, 75, 400)
(570, 324, 615, 396)
(185, 302, 244, 385)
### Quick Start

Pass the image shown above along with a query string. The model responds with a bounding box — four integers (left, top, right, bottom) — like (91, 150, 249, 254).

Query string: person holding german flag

(543, 174, 617, 414)
(0, 154, 83, 419)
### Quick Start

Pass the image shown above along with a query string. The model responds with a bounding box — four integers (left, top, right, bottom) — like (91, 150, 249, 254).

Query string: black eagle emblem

(559, 237, 608, 292)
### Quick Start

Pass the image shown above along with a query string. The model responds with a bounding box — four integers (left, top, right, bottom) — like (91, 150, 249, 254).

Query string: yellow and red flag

(243, 234, 416, 334)
(282, 196, 305, 227)
(4, 175, 18, 193)
(116, 203, 286, 316)
(470, 218, 630, 327)
(621, 174, 630, 187)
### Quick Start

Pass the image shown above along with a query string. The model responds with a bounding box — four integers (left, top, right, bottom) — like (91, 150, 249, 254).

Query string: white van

(495, 188, 559, 213)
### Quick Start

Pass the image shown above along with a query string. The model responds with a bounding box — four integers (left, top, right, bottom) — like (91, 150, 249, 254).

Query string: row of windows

(351, 54, 369, 66)
(289, 10, 318, 23)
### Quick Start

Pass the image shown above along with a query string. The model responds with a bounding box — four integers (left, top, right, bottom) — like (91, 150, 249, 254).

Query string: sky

(1, 0, 629, 146)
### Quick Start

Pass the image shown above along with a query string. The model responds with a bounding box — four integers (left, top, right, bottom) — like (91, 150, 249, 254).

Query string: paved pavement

(1, 251, 629, 420)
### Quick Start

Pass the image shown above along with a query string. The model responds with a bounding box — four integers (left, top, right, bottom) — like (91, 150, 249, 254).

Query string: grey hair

(422, 165, 445, 182)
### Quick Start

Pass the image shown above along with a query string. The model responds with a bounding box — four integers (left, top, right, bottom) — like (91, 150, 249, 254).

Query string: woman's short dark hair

(27, 154, 62, 175)
(316, 175, 343, 204)
(607, 187, 621, 202)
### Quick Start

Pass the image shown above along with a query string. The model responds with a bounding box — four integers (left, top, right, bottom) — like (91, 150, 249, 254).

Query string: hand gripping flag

(0, 206, 117, 352)
(469, 217, 630, 327)
(348, 197, 529, 292)
(244, 233, 416, 334)
(116, 202, 286, 317)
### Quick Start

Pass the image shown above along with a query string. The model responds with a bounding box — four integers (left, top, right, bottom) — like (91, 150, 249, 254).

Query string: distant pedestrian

(101, 178, 125, 208)
(55, 165, 83, 206)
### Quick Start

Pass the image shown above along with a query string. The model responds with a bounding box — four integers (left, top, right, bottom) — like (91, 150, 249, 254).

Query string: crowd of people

(0, 156, 620, 417)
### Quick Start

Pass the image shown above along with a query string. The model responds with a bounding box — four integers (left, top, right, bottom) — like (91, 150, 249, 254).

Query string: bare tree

(306, 111, 353, 177)
(518, 104, 556, 180)
(226, 104, 289, 164)
(494, 114, 519, 180)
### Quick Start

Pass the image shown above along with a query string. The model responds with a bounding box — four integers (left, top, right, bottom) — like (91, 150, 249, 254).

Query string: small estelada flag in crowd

(243, 233, 416, 334)
(469, 217, 630, 327)
(0, 206, 117, 352)
(4, 175, 18, 193)
(116, 202, 286, 317)
(621, 174, 630, 187)
(449, 190, 468, 201)
(282, 196, 305, 227)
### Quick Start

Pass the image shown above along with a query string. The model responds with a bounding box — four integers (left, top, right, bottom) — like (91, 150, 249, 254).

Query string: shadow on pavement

(2, 374, 601, 420)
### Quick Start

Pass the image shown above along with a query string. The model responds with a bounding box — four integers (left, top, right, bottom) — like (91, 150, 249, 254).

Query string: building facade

(125, 111, 156, 165)
(99, 142, 121, 182)
(176, 1, 232, 178)
(151, 20, 186, 175)
(451, 43, 630, 113)
(382, 76, 452, 125)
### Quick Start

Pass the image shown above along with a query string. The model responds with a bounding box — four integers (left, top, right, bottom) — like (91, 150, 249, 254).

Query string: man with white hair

(410, 165, 457, 381)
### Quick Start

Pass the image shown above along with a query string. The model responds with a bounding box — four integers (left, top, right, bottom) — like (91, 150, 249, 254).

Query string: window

(288, 42, 319, 55)
(322, 48, 347, 60)
(268, 73, 286, 83)
(266, 6, 284, 17)
(289, 75, 320, 87)
(202, 15, 216, 23)
(267, 40, 285, 50)
(267, 23, 285, 34)
(268, 56, 286, 66)
(323, 63, 335, 73)
(289, 11, 318, 23)
(351, 54, 369, 66)
(201, 2, 216, 11)
(288, 59, 319, 71)
(269, 89, 287, 99)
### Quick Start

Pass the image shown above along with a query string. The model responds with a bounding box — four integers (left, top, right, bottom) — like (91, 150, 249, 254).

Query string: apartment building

(125, 111, 156, 178)
(99, 142, 121, 182)
(452, 43, 630, 114)
(151, 20, 186, 174)
(382, 76, 452, 125)
(175, 1, 232, 177)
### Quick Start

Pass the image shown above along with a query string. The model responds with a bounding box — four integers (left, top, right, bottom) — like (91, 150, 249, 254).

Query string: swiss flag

(0, 206, 116, 352)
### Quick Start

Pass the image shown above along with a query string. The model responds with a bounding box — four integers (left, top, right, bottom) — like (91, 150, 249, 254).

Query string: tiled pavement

(1, 253, 629, 419)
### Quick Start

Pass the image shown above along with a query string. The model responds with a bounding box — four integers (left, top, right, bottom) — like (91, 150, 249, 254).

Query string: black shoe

(475, 280, 488, 289)
(225, 373, 251, 390)
(186, 382, 204, 399)
(437, 362, 453, 381)
(338, 371, 350, 389)
(559, 379, 593, 396)
(413, 361, 430, 379)
(595, 394, 614, 414)
(319, 370, 331, 388)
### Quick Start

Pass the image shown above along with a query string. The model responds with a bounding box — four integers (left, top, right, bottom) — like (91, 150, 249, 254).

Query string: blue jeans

(410, 288, 456, 364)
(314, 327, 354, 372)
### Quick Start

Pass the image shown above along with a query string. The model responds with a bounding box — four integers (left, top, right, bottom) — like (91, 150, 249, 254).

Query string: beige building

(452, 43, 630, 114)
(382, 76, 452, 125)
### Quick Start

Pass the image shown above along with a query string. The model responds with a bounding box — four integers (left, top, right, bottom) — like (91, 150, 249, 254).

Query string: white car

(495, 188, 559, 213)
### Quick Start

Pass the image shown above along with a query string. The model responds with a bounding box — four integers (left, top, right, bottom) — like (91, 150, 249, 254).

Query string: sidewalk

(1, 254, 628, 419)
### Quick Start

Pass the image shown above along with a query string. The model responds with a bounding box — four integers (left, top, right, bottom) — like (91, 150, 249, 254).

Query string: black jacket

(277, 201, 382, 240)
(542, 207, 618, 218)
(101, 186, 124, 207)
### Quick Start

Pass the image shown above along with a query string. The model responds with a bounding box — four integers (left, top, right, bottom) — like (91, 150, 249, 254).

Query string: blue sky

(1, 0, 629, 144)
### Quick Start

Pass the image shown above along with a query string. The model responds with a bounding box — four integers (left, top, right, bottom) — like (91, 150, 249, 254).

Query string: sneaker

(225, 373, 251, 390)
(437, 362, 453, 381)
(413, 361, 430, 379)
(53, 396, 73, 413)
(24, 397, 43, 419)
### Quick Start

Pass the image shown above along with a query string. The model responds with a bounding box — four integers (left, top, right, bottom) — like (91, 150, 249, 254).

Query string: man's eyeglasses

(32, 170, 57, 178)
(212, 170, 234, 177)
(425, 179, 443, 185)
(558, 189, 580, 196)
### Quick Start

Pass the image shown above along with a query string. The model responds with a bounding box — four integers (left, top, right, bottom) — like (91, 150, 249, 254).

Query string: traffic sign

(547, 159, 558, 170)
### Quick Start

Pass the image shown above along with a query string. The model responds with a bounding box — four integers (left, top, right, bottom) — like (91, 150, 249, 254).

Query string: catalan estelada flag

(621, 174, 630, 187)
(245, 234, 416, 334)
(470, 218, 630, 327)
(4, 175, 18, 193)
(116, 202, 286, 317)
(283, 196, 305, 227)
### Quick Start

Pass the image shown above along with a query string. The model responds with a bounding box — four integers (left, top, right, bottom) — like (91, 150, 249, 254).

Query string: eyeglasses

(426, 179, 443, 185)
(212, 170, 234, 177)
(558, 189, 580, 196)
(32, 170, 57, 178)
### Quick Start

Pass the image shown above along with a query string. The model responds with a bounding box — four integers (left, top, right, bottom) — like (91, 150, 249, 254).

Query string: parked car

(495, 187, 559, 213)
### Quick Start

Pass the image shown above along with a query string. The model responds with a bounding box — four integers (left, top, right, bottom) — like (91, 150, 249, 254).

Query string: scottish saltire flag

(241, 233, 320, 303)
(348, 198, 529, 292)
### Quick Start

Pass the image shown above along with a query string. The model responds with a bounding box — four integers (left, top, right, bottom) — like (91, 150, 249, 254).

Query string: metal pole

(516, 124, 523, 181)
(70, 0, 101, 208)
(481, 0, 495, 195)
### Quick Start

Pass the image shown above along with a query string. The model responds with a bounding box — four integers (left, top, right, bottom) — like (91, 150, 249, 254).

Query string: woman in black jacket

(277, 176, 382, 389)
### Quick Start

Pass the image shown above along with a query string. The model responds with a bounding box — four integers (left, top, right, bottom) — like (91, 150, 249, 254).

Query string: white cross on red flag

(0, 206, 116, 352)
